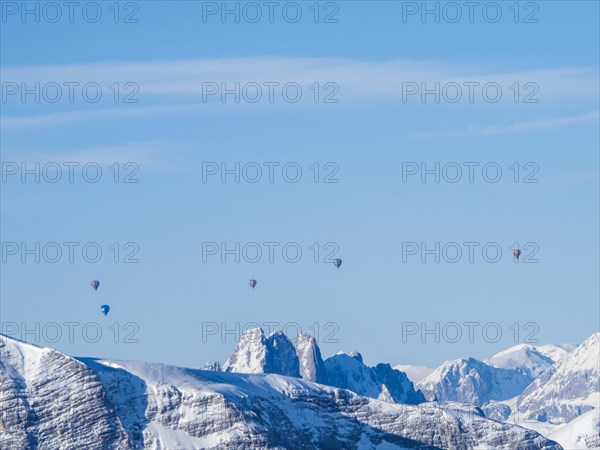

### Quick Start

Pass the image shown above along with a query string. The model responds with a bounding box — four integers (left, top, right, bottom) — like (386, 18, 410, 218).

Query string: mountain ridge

(0, 333, 563, 450)
(222, 328, 425, 405)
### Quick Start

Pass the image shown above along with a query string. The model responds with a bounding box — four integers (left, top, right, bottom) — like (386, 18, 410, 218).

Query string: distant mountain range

(0, 329, 597, 449)
(414, 342, 574, 406)
(219, 328, 599, 449)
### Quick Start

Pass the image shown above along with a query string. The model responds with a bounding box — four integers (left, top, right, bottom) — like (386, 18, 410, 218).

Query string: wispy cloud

(409, 111, 600, 139)
(1, 57, 598, 130)
(2, 141, 182, 170)
(1, 104, 204, 130)
(3, 57, 596, 99)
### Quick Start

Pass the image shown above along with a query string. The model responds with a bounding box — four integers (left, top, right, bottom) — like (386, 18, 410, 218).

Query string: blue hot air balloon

(100, 305, 110, 316)
(249, 279, 257, 289)
(333, 259, 342, 269)
(91, 280, 100, 291)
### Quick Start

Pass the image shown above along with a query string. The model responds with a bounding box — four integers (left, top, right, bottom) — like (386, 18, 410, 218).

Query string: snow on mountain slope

(397, 343, 572, 402)
(222, 328, 299, 377)
(0, 335, 132, 450)
(393, 365, 434, 384)
(323, 352, 425, 404)
(83, 357, 562, 450)
(0, 334, 564, 449)
(517, 409, 600, 450)
(224, 329, 424, 405)
(536, 344, 577, 363)
(481, 401, 513, 421)
(486, 344, 555, 379)
(395, 343, 572, 388)
(548, 409, 600, 449)
(294, 332, 327, 384)
(417, 357, 533, 406)
(221, 328, 268, 374)
(513, 332, 600, 424)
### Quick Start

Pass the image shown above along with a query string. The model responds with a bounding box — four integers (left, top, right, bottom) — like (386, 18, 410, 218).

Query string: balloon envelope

(100, 305, 110, 316)
(249, 279, 257, 289)
(333, 259, 342, 269)
(91, 280, 100, 290)
(513, 249, 522, 259)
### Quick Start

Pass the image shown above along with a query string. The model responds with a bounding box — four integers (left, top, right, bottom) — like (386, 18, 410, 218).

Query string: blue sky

(1, 1, 599, 369)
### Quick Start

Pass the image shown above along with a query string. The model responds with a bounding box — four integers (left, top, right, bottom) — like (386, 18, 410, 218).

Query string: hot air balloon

(513, 249, 522, 261)
(249, 279, 257, 289)
(100, 305, 110, 316)
(333, 259, 342, 269)
(91, 280, 100, 291)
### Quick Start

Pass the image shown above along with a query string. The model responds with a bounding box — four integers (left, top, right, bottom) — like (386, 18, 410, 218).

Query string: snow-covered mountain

(0, 335, 563, 450)
(416, 357, 533, 406)
(221, 327, 269, 374)
(485, 344, 556, 379)
(513, 332, 600, 424)
(478, 334, 599, 448)
(394, 344, 572, 388)
(0, 335, 133, 449)
(536, 344, 577, 363)
(223, 329, 424, 405)
(222, 328, 300, 378)
(324, 351, 425, 404)
(415, 340, 579, 409)
(294, 332, 327, 384)
(220, 329, 598, 445)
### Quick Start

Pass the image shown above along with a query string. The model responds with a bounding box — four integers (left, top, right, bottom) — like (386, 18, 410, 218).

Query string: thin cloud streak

(1, 57, 598, 130)
(2, 142, 183, 171)
(410, 112, 600, 139)
(1, 104, 204, 130)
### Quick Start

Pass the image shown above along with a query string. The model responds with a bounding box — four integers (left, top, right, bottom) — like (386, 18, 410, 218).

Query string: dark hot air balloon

(91, 280, 100, 290)
(513, 249, 522, 260)
(100, 305, 110, 316)
(249, 279, 257, 289)
(333, 259, 342, 269)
